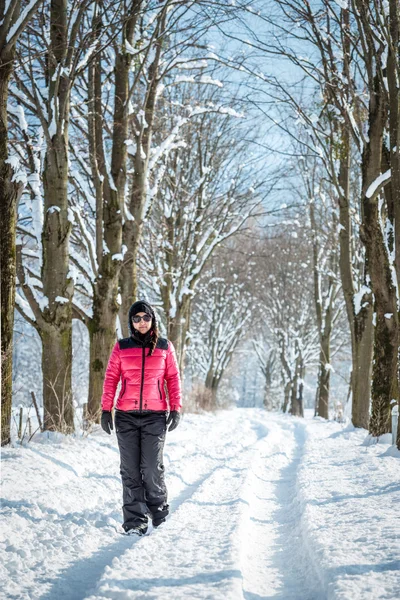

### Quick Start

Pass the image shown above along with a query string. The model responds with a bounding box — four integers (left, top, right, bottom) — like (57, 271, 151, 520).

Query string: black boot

(123, 522, 148, 536)
(151, 503, 169, 528)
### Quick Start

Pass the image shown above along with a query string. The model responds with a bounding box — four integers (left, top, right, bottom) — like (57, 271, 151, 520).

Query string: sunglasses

(132, 314, 152, 323)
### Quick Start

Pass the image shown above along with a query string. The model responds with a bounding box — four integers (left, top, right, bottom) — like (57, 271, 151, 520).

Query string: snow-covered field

(1, 408, 399, 600)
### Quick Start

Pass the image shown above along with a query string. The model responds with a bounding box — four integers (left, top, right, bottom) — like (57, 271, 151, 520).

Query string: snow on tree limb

(365, 170, 391, 200)
(5, 0, 44, 48)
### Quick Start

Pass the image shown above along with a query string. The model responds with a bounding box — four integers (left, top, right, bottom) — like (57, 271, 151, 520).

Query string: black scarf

(132, 328, 153, 347)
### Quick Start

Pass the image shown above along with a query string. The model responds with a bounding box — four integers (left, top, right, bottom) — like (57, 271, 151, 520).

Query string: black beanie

(128, 300, 156, 336)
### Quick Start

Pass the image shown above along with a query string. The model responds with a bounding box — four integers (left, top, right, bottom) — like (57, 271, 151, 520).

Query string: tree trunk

(397, 407, 400, 450)
(119, 8, 168, 335)
(0, 50, 18, 446)
(41, 0, 74, 430)
(361, 74, 399, 437)
(289, 343, 303, 417)
(282, 380, 291, 413)
(316, 336, 330, 419)
(263, 351, 275, 410)
(204, 369, 218, 409)
(387, 0, 400, 294)
(41, 128, 74, 431)
(40, 326, 74, 432)
(86, 6, 137, 419)
(119, 217, 142, 338)
(167, 296, 191, 373)
(289, 374, 300, 416)
(351, 306, 374, 428)
(337, 124, 373, 428)
(87, 282, 121, 420)
(387, 0, 400, 435)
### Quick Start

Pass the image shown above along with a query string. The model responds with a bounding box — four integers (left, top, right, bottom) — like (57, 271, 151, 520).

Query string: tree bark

(289, 340, 304, 417)
(86, 5, 138, 421)
(37, 0, 75, 431)
(41, 131, 74, 431)
(0, 48, 18, 446)
(282, 380, 291, 413)
(119, 6, 168, 336)
(40, 326, 73, 432)
(316, 336, 330, 419)
(387, 0, 400, 295)
(387, 0, 400, 432)
(204, 369, 218, 410)
(309, 198, 335, 420)
(167, 296, 191, 373)
(351, 304, 374, 428)
(397, 407, 400, 450)
(337, 125, 373, 428)
(360, 72, 399, 436)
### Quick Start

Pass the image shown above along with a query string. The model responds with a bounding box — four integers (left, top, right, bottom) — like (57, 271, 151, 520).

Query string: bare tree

(299, 159, 344, 419)
(1, 0, 44, 445)
(140, 85, 265, 369)
(13, 0, 100, 431)
(118, 2, 239, 336)
(187, 245, 254, 407)
(221, 0, 398, 430)
(253, 227, 319, 416)
(69, 0, 144, 422)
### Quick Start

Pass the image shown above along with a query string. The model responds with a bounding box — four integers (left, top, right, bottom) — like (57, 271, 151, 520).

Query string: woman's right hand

(101, 410, 113, 434)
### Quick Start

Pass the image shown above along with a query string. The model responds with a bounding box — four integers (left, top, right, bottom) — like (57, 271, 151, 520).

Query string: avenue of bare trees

(1, 0, 399, 450)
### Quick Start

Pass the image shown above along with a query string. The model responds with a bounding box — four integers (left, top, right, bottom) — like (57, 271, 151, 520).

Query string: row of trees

(1, 0, 271, 444)
(2, 0, 399, 449)
(219, 0, 399, 444)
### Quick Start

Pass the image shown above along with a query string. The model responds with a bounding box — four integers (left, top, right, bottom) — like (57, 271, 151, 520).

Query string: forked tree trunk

(38, 0, 75, 431)
(41, 131, 74, 431)
(119, 7, 168, 336)
(86, 6, 138, 421)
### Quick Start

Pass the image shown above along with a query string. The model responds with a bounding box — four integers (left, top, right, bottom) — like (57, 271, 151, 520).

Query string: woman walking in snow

(101, 300, 182, 536)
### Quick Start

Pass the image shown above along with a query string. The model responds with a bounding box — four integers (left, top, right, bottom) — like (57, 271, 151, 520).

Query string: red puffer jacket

(101, 336, 182, 412)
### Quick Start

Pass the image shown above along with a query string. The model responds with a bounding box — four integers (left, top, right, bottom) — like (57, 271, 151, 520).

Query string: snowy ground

(1, 408, 399, 600)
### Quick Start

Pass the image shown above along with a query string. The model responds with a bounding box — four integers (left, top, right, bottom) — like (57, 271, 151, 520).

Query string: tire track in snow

(238, 414, 321, 600)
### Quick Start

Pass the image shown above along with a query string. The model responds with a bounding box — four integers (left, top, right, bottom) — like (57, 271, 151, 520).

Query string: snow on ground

(1, 408, 399, 600)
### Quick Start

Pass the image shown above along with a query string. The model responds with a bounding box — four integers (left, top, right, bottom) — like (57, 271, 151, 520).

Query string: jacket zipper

(157, 380, 162, 400)
(139, 346, 145, 412)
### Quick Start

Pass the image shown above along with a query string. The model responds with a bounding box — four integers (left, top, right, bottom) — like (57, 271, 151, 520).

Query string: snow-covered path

(1, 409, 399, 600)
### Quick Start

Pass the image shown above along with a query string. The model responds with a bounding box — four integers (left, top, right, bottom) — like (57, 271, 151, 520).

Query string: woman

(101, 300, 182, 536)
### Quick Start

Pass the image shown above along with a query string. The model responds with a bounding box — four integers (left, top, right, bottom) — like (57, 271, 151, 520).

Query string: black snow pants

(115, 410, 169, 530)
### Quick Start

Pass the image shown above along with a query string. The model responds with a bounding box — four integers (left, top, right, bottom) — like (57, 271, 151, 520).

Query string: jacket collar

(131, 328, 153, 347)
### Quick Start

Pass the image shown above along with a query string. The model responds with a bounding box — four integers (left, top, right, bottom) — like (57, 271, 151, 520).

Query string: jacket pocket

(157, 380, 162, 400)
(120, 378, 126, 399)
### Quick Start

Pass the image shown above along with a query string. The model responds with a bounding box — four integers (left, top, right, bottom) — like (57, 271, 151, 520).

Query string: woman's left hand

(166, 410, 180, 432)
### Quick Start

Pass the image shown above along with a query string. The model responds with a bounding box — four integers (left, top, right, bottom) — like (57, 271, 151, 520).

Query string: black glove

(166, 410, 180, 432)
(101, 410, 113, 435)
